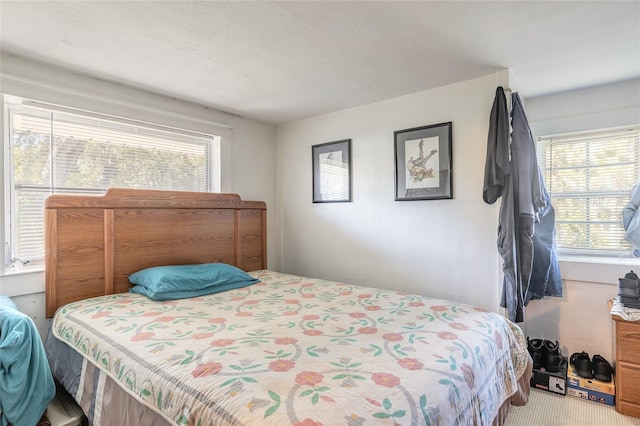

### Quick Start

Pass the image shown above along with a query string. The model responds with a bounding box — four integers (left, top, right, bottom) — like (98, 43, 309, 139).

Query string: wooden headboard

(45, 188, 267, 318)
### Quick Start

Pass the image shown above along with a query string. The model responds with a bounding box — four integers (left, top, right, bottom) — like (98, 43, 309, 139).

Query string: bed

(44, 188, 532, 426)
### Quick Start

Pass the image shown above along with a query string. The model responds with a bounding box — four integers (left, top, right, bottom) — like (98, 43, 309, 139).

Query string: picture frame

(312, 139, 352, 203)
(394, 121, 452, 201)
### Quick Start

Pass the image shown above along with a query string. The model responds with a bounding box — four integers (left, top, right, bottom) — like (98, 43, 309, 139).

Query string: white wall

(0, 54, 279, 338)
(524, 79, 640, 362)
(276, 74, 640, 364)
(276, 71, 510, 312)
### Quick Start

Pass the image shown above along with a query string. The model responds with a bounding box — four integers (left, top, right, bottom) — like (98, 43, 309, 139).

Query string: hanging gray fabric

(484, 88, 562, 322)
(502, 93, 546, 322)
(509, 97, 562, 301)
(510, 93, 562, 307)
(509, 93, 546, 220)
(527, 188, 563, 301)
(483, 87, 522, 322)
(483, 87, 510, 204)
(497, 160, 523, 322)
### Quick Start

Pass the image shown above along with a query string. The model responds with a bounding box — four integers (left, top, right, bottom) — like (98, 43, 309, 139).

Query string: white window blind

(6, 101, 216, 270)
(537, 126, 640, 257)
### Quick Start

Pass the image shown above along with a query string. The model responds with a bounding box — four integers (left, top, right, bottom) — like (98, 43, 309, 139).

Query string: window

(4, 97, 219, 271)
(537, 126, 640, 257)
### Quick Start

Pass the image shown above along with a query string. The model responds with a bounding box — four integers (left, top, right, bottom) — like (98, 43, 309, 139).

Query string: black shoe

(545, 354, 567, 373)
(570, 351, 593, 379)
(527, 337, 545, 369)
(592, 355, 613, 382)
(542, 340, 561, 369)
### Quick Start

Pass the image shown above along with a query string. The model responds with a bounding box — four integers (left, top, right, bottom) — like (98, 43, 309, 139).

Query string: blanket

(51, 270, 529, 425)
(0, 295, 55, 426)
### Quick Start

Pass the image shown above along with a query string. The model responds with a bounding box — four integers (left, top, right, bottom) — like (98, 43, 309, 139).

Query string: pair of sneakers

(527, 337, 567, 373)
(569, 351, 613, 382)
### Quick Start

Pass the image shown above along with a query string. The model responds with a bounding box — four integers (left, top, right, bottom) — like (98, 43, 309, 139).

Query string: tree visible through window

(537, 127, 640, 256)
(6, 100, 216, 269)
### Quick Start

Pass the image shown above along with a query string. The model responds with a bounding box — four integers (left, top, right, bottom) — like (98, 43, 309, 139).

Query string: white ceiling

(1, 1, 639, 124)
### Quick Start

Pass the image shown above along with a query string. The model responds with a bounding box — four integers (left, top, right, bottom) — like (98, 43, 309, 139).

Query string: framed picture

(394, 121, 452, 201)
(312, 139, 352, 203)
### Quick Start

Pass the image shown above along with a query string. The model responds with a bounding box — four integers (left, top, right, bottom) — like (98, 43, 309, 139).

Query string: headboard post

(44, 208, 58, 318)
(262, 209, 268, 269)
(45, 188, 267, 317)
(104, 209, 115, 295)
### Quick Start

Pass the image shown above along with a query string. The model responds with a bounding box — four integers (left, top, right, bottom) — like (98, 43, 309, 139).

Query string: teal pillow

(129, 263, 259, 301)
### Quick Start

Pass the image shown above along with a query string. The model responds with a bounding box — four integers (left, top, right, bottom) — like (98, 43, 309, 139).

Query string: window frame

(2, 94, 222, 276)
(536, 125, 640, 260)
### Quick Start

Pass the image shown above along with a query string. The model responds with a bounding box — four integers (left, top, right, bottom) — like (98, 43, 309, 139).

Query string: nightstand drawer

(618, 362, 640, 405)
(618, 322, 640, 364)
(612, 310, 640, 418)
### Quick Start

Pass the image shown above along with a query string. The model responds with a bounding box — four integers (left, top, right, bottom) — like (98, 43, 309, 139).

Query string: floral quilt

(52, 270, 529, 425)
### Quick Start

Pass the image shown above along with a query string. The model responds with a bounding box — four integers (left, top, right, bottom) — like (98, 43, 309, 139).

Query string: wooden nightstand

(611, 310, 640, 418)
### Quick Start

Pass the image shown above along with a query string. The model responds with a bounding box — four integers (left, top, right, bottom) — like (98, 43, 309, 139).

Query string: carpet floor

(506, 389, 640, 426)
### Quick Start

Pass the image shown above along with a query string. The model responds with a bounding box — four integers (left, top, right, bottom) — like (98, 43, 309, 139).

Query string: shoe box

(528, 338, 568, 395)
(530, 357, 568, 396)
(566, 367, 615, 406)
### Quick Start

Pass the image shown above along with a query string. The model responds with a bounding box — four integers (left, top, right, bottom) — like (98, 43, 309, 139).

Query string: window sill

(559, 255, 640, 285)
(0, 269, 45, 297)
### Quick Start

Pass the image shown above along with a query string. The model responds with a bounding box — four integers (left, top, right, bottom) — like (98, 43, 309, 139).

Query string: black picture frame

(312, 139, 352, 203)
(394, 122, 452, 201)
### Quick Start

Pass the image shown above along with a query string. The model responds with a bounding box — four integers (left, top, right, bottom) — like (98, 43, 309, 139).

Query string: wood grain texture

(45, 188, 267, 317)
(104, 209, 115, 295)
(45, 209, 58, 319)
(45, 188, 265, 209)
(612, 315, 640, 417)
